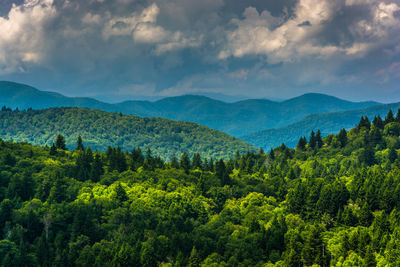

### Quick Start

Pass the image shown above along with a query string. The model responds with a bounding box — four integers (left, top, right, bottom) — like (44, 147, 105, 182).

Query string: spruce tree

(385, 109, 395, 124)
(296, 136, 307, 151)
(76, 136, 84, 151)
(309, 131, 316, 150)
(269, 149, 275, 160)
(373, 115, 384, 129)
(90, 154, 104, 182)
(55, 134, 67, 150)
(337, 128, 347, 148)
(170, 155, 180, 169)
(192, 153, 202, 170)
(180, 152, 191, 174)
(316, 130, 323, 149)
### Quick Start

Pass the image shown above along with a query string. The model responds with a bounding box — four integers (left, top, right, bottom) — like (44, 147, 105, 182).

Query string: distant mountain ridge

(0, 81, 380, 137)
(242, 102, 400, 149)
(0, 107, 255, 159)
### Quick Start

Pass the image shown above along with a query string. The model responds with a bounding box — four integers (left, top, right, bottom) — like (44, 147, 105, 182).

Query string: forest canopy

(1, 110, 400, 266)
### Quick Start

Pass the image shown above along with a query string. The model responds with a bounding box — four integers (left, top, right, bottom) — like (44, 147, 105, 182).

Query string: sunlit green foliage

(1, 110, 400, 266)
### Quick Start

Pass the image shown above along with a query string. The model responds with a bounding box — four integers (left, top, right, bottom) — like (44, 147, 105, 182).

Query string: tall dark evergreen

(337, 128, 347, 148)
(358, 116, 371, 130)
(373, 115, 384, 129)
(55, 134, 67, 150)
(192, 153, 202, 170)
(49, 143, 57, 156)
(180, 152, 191, 174)
(76, 136, 85, 151)
(130, 148, 144, 170)
(296, 136, 307, 151)
(90, 153, 104, 182)
(309, 131, 316, 150)
(385, 109, 395, 124)
(315, 130, 323, 149)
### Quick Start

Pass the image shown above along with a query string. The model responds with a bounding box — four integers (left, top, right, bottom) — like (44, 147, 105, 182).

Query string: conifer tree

(296, 136, 307, 151)
(316, 130, 323, 149)
(55, 134, 67, 150)
(90, 154, 104, 182)
(192, 153, 202, 170)
(396, 108, 400, 122)
(180, 152, 191, 174)
(309, 131, 316, 150)
(269, 149, 275, 160)
(170, 155, 180, 169)
(337, 128, 347, 148)
(385, 109, 395, 124)
(76, 136, 84, 151)
(373, 115, 384, 129)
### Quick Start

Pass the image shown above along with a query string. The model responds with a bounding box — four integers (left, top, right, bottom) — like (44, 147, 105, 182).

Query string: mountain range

(0, 81, 380, 137)
(0, 107, 254, 159)
(242, 102, 400, 149)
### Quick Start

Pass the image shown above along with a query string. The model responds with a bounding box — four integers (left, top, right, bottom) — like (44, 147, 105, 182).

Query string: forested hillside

(0, 107, 254, 160)
(0, 81, 379, 137)
(243, 102, 400, 149)
(2, 110, 400, 266)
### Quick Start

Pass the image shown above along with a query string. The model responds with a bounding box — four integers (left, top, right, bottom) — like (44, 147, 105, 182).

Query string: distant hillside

(243, 102, 400, 149)
(0, 107, 255, 159)
(0, 81, 380, 136)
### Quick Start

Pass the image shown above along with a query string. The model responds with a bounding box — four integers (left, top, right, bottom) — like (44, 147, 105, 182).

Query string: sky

(0, 0, 399, 103)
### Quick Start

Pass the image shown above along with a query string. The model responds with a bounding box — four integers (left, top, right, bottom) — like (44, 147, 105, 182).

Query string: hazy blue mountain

(0, 81, 380, 136)
(242, 102, 400, 149)
(0, 81, 119, 112)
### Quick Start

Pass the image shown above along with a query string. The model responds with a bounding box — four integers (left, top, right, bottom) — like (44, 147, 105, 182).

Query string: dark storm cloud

(0, 0, 399, 102)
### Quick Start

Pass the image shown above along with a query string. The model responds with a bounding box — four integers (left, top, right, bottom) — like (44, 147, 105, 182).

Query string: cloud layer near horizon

(0, 0, 399, 102)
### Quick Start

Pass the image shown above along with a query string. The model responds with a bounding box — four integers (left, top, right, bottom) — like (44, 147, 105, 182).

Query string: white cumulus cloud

(0, 0, 57, 73)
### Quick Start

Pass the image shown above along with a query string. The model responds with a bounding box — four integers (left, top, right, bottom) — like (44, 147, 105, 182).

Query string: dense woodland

(0, 107, 254, 160)
(2, 110, 400, 266)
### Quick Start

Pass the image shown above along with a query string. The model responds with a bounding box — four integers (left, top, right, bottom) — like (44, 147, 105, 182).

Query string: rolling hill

(242, 102, 400, 149)
(0, 107, 255, 159)
(0, 81, 380, 136)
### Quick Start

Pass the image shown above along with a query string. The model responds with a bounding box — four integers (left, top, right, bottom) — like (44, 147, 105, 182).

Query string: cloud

(219, 0, 400, 62)
(102, 3, 201, 54)
(0, 0, 57, 73)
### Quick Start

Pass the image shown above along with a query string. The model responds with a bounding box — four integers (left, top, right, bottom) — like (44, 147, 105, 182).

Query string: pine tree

(385, 109, 395, 124)
(49, 144, 57, 156)
(373, 115, 384, 129)
(55, 134, 67, 150)
(337, 128, 347, 148)
(216, 159, 230, 185)
(76, 136, 85, 151)
(309, 130, 316, 150)
(358, 116, 371, 130)
(90, 154, 104, 182)
(130, 148, 144, 170)
(396, 108, 400, 122)
(296, 136, 307, 151)
(192, 153, 202, 170)
(316, 130, 323, 149)
(180, 152, 191, 174)
(269, 149, 275, 160)
(170, 155, 180, 169)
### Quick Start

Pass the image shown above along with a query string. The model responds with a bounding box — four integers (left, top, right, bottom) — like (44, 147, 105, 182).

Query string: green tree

(55, 134, 67, 150)
(180, 152, 191, 174)
(337, 128, 347, 148)
(76, 136, 85, 151)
